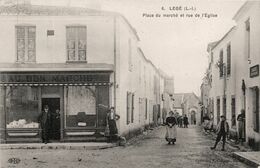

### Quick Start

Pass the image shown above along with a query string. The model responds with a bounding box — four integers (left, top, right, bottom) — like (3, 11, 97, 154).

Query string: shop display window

(6, 86, 39, 129)
(65, 86, 96, 127)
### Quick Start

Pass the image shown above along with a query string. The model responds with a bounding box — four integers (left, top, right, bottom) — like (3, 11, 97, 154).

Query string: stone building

(0, 3, 174, 143)
(172, 93, 200, 125)
(202, 1, 260, 150)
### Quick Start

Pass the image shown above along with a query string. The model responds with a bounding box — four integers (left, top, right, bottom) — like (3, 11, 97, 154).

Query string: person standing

(183, 114, 189, 128)
(38, 105, 51, 144)
(177, 116, 183, 128)
(165, 111, 178, 145)
(51, 109, 60, 140)
(237, 109, 245, 144)
(211, 115, 229, 151)
(106, 107, 120, 142)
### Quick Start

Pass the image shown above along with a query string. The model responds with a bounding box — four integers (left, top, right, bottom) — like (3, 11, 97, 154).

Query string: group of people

(39, 105, 121, 144)
(39, 103, 246, 151)
(38, 105, 60, 144)
(177, 115, 189, 128)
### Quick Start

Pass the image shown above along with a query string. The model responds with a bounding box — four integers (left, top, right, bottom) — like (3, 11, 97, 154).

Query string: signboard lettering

(250, 65, 259, 78)
(0, 73, 109, 84)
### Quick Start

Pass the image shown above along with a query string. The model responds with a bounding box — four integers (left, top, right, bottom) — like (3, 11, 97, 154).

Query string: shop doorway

(42, 98, 60, 141)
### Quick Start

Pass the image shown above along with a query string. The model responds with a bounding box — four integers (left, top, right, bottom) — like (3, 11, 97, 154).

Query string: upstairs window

(66, 26, 86, 62)
(227, 44, 231, 76)
(219, 50, 224, 77)
(16, 26, 36, 62)
(245, 19, 250, 60)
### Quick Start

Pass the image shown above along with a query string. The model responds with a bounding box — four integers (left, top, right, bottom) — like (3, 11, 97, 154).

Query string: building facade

(172, 93, 200, 125)
(0, 4, 174, 143)
(202, 1, 260, 150)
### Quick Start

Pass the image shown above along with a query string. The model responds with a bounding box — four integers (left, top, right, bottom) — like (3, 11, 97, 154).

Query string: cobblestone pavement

(0, 126, 252, 168)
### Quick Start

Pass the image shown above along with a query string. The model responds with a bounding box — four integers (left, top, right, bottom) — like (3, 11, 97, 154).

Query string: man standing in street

(38, 105, 51, 144)
(183, 114, 189, 128)
(211, 115, 229, 151)
(237, 109, 245, 144)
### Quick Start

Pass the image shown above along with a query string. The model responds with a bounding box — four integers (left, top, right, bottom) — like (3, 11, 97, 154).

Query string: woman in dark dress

(106, 107, 120, 142)
(165, 111, 178, 144)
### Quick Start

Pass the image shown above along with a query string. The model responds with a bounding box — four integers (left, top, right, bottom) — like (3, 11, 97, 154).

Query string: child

(211, 115, 229, 151)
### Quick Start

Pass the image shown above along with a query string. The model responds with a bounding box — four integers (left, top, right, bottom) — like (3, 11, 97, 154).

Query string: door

(252, 87, 259, 133)
(191, 111, 196, 125)
(42, 98, 60, 141)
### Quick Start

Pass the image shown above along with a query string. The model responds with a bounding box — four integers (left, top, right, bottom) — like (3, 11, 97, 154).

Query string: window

(5, 86, 39, 128)
(66, 26, 86, 62)
(219, 50, 224, 77)
(127, 92, 134, 124)
(66, 86, 96, 127)
(227, 44, 231, 76)
(231, 97, 236, 127)
(223, 97, 226, 117)
(131, 94, 134, 123)
(217, 98, 220, 123)
(211, 98, 214, 120)
(16, 26, 36, 62)
(245, 19, 250, 59)
(145, 98, 148, 120)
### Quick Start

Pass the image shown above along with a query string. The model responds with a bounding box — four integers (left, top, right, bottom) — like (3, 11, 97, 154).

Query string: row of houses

(0, 2, 174, 143)
(201, 1, 260, 150)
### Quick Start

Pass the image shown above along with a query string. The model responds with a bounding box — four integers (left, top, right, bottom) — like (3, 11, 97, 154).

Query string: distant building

(172, 93, 200, 125)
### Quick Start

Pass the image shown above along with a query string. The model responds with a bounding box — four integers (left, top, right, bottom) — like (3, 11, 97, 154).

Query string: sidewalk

(201, 127, 260, 167)
(0, 142, 117, 150)
(233, 152, 260, 167)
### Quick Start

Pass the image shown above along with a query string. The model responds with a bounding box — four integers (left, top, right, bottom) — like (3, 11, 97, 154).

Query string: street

(0, 126, 251, 168)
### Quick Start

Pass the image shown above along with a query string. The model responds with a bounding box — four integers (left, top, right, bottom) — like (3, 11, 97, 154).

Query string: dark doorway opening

(42, 98, 60, 141)
(191, 111, 196, 125)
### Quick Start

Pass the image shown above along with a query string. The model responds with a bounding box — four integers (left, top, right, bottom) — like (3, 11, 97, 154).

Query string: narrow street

(0, 126, 251, 168)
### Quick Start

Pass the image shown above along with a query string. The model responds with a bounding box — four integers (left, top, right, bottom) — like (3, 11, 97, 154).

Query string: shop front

(0, 71, 112, 143)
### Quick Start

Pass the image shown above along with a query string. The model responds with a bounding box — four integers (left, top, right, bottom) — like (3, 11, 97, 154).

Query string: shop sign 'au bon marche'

(0, 72, 110, 84)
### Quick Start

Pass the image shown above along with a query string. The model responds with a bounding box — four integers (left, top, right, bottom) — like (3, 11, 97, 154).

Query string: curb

(0, 143, 118, 150)
(233, 152, 260, 167)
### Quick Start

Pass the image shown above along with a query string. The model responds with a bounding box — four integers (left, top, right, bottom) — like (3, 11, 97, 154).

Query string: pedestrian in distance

(202, 115, 211, 132)
(165, 111, 178, 145)
(237, 109, 245, 144)
(211, 115, 229, 151)
(38, 105, 51, 144)
(106, 107, 120, 142)
(183, 114, 189, 128)
(177, 116, 183, 128)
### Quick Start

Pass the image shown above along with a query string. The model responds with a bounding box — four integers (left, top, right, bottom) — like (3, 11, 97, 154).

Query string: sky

(13, 0, 246, 96)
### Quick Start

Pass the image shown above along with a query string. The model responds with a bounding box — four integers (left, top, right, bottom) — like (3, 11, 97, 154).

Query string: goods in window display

(7, 119, 39, 128)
